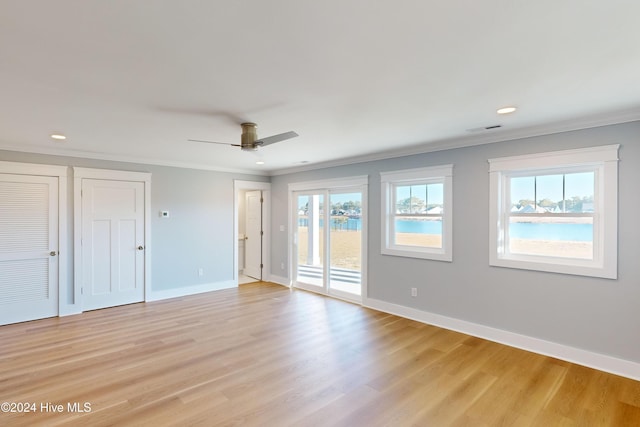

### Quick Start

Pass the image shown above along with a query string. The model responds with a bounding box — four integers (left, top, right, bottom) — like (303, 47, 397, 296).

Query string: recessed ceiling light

(497, 106, 517, 115)
(50, 134, 66, 140)
(255, 160, 265, 165)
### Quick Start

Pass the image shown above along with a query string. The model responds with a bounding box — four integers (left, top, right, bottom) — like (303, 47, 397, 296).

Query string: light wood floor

(1, 282, 639, 426)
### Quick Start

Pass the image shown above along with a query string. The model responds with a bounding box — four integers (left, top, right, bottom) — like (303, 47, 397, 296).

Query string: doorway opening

(234, 181, 271, 285)
(289, 176, 368, 303)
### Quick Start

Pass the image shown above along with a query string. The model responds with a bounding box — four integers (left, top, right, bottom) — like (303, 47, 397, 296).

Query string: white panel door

(244, 190, 262, 280)
(0, 174, 58, 325)
(82, 179, 145, 310)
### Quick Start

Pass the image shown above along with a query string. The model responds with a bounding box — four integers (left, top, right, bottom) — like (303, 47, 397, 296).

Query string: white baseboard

(147, 280, 237, 302)
(59, 304, 82, 317)
(267, 274, 291, 288)
(363, 297, 640, 382)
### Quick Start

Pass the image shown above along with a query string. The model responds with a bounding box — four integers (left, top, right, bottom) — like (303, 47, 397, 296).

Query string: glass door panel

(294, 193, 325, 289)
(328, 191, 362, 297)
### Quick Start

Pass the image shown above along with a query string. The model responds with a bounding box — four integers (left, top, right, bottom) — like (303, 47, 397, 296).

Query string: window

(489, 145, 619, 278)
(381, 165, 453, 261)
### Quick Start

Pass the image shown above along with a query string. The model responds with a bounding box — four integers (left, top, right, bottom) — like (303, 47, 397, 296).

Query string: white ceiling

(1, 1, 639, 175)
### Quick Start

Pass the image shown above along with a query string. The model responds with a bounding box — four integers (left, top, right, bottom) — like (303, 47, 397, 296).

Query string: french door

(291, 179, 367, 302)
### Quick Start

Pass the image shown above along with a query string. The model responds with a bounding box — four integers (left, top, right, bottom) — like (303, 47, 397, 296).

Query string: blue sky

(295, 173, 592, 210)
(510, 172, 594, 203)
(396, 184, 443, 205)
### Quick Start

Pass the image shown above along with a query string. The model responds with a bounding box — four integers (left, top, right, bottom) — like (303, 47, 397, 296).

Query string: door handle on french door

(137, 246, 144, 251)
(50, 251, 57, 256)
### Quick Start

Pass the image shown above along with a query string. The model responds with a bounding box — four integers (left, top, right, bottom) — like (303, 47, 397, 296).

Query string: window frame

(380, 165, 453, 261)
(488, 145, 619, 279)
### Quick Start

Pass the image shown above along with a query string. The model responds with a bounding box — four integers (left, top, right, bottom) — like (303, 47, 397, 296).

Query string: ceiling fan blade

(256, 131, 298, 147)
(188, 139, 241, 147)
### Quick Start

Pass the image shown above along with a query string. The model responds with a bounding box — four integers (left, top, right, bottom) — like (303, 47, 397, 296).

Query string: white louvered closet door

(0, 174, 58, 325)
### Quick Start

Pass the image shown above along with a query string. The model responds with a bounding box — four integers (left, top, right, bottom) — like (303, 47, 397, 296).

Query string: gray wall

(0, 150, 267, 297)
(270, 121, 640, 363)
(2, 121, 638, 363)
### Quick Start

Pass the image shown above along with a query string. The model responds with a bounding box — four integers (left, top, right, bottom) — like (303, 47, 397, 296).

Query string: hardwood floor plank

(0, 282, 638, 426)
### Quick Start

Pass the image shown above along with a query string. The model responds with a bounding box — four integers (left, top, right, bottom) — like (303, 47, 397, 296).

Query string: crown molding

(269, 108, 640, 176)
(2, 108, 638, 177)
(0, 142, 268, 176)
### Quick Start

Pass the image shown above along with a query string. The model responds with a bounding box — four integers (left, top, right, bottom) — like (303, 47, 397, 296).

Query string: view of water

(395, 219, 442, 234)
(509, 222, 592, 241)
(299, 217, 594, 242)
(299, 217, 363, 231)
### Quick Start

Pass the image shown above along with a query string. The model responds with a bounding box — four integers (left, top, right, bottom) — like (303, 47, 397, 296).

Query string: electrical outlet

(198, 268, 203, 277)
(411, 287, 417, 297)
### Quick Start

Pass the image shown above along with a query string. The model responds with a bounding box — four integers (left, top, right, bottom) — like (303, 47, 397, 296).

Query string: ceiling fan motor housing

(241, 122, 259, 150)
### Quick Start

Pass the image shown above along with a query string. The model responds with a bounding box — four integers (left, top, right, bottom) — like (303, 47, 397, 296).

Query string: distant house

(518, 204, 548, 213)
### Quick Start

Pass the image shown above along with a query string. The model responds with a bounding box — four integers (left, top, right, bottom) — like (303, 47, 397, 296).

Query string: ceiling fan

(189, 122, 298, 151)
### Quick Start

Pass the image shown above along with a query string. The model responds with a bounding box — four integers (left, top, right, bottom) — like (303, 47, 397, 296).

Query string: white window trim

(288, 175, 369, 192)
(488, 145, 619, 279)
(380, 165, 453, 262)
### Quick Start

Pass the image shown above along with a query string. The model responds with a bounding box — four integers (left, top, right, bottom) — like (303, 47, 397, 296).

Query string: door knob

(50, 251, 57, 256)
(244, 236, 248, 240)
(137, 246, 144, 251)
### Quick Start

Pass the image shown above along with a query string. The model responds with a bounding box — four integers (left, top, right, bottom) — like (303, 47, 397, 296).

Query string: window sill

(489, 256, 616, 279)
(382, 246, 452, 262)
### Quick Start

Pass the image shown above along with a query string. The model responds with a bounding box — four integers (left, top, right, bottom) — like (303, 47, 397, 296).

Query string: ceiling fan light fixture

(50, 133, 66, 140)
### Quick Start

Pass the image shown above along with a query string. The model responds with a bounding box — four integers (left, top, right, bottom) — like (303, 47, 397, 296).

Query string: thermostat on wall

(160, 211, 170, 218)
